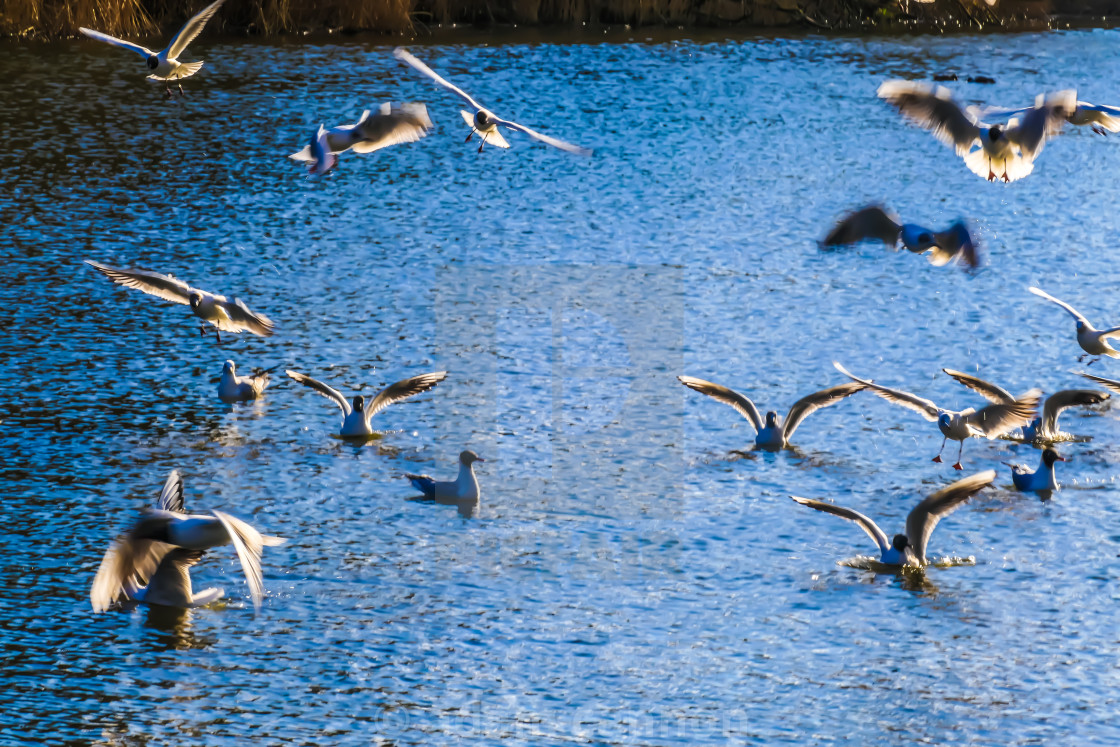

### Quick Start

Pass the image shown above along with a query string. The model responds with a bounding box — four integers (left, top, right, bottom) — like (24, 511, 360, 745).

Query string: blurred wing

(90, 536, 167, 612)
(365, 371, 448, 425)
(211, 510, 265, 611)
(930, 221, 979, 269)
(157, 470, 185, 512)
(1074, 371, 1120, 396)
(820, 205, 901, 246)
(965, 389, 1041, 437)
(85, 260, 194, 306)
(285, 370, 351, 416)
(677, 375, 764, 433)
(166, 0, 225, 59)
(940, 369, 1014, 404)
(1071, 102, 1120, 132)
(790, 496, 890, 554)
(906, 470, 995, 564)
(352, 104, 435, 153)
(877, 80, 981, 154)
(1028, 286, 1089, 325)
(1009, 90, 1076, 158)
(782, 382, 867, 439)
(393, 47, 487, 111)
(1040, 389, 1110, 435)
(79, 28, 154, 59)
(833, 362, 941, 422)
(142, 548, 203, 606)
(491, 116, 592, 156)
(215, 298, 275, 336)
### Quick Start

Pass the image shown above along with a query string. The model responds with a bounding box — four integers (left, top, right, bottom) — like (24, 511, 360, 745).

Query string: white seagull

(791, 470, 996, 567)
(289, 103, 434, 165)
(85, 259, 275, 342)
(835, 362, 1040, 469)
(1029, 286, 1120, 363)
(821, 204, 980, 268)
(79, 0, 225, 96)
(91, 470, 285, 612)
(942, 368, 1108, 442)
(393, 47, 592, 156)
(1006, 447, 1065, 495)
(877, 80, 1074, 182)
(677, 375, 866, 450)
(286, 369, 447, 438)
(218, 360, 270, 403)
(979, 97, 1120, 136)
(406, 450, 484, 502)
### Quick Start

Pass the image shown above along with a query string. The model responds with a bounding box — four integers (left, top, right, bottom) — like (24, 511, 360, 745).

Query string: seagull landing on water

(821, 204, 979, 268)
(1029, 287, 1120, 364)
(218, 360, 270, 403)
(289, 103, 434, 168)
(79, 0, 224, 96)
(834, 362, 1039, 470)
(85, 260, 275, 343)
(677, 375, 865, 450)
(942, 368, 1108, 443)
(286, 369, 447, 438)
(877, 80, 1075, 182)
(392, 47, 592, 157)
(791, 471, 996, 567)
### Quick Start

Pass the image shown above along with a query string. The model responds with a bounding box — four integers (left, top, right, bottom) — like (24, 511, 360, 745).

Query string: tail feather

(405, 473, 435, 498)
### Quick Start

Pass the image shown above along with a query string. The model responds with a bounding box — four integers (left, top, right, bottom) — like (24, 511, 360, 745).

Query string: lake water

(4, 27, 1120, 745)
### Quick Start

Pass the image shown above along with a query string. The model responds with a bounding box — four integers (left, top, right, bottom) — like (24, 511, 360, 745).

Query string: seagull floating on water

(791, 470, 996, 567)
(218, 360, 270, 403)
(1029, 286, 1120, 363)
(942, 368, 1108, 443)
(393, 47, 592, 156)
(677, 375, 865, 450)
(79, 0, 224, 96)
(1006, 447, 1065, 495)
(877, 80, 1074, 182)
(85, 260, 275, 342)
(834, 362, 1039, 469)
(286, 369, 447, 438)
(289, 103, 434, 166)
(91, 470, 285, 612)
(821, 204, 979, 268)
(406, 450, 484, 503)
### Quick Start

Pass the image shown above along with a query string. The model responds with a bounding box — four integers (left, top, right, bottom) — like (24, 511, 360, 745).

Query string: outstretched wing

(905, 470, 995, 565)
(789, 496, 890, 555)
(965, 389, 1041, 437)
(1009, 89, 1076, 159)
(351, 102, 434, 153)
(85, 260, 194, 306)
(782, 382, 867, 440)
(490, 115, 593, 156)
(833, 362, 941, 422)
(286, 370, 351, 417)
(78, 28, 154, 59)
(877, 80, 981, 154)
(393, 47, 488, 112)
(1028, 286, 1090, 325)
(1074, 371, 1120, 396)
(941, 369, 1014, 404)
(677, 376, 764, 433)
(1070, 102, 1120, 132)
(364, 371, 448, 426)
(820, 205, 901, 247)
(215, 297, 275, 337)
(166, 0, 225, 59)
(157, 470, 185, 512)
(929, 221, 980, 269)
(1039, 389, 1110, 436)
(211, 510, 274, 612)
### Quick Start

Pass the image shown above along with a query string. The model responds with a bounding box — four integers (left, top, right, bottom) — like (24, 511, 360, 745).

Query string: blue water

(4, 28, 1120, 745)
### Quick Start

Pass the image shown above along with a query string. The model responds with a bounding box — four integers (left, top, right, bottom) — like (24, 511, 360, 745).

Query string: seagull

(286, 369, 447, 438)
(1029, 286, 1120, 363)
(90, 470, 285, 612)
(406, 450, 484, 502)
(677, 375, 865, 450)
(306, 124, 335, 176)
(821, 204, 980, 268)
(978, 98, 1120, 136)
(288, 103, 434, 165)
(877, 80, 1075, 182)
(791, 470, 996, 567)
(1006, 447, 1065, 495)
(835, 362, 1040, 469)
(218, 360, 270, 403)
(942, 368, 1108, 442)
(392, 47, 592, 156)
(85, 260, 275, 343)
(79, 0, 224, 96)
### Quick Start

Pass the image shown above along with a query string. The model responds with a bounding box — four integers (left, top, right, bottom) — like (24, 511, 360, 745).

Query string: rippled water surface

(6, 28, 1120, 745)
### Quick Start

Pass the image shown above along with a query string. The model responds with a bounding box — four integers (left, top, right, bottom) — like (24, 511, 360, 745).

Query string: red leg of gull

(932, 437, 947, 463)
(952, 441, 964, 470)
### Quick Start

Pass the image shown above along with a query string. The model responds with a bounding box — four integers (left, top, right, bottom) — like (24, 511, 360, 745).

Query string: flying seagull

(978, 97, 1120, 136)
(791, 470, 996, 566)
(289, 103, 434, 166)
(79, 0, 225, 96)
(877, 80, 1074, 182)
(286, 369, 447, 438)
(677, 375, 865, 450)
(1029, 286, 1120, 363)
(393, 47, 592, 156)
(85, 259, 275, 342)
(821, 204, 979, 268)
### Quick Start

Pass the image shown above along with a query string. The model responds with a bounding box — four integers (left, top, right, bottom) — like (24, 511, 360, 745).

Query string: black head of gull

(352, 395, 365, 413)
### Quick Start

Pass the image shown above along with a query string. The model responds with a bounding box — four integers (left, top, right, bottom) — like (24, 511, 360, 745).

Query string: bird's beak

(476, 457, 486, 462)
(1056, 456, 1068, 462)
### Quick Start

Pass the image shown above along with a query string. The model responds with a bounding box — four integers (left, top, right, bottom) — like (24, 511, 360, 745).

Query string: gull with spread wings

(821, 204, 979, 269)
(80, 0, 224, 96)
(289, 103, 434, 167)
(1029, 286, 1120, 363)
(877, 80, 1074, 182)
(393, 47, 591, 156)
(791, 471, 996, 567)
(677, 375, 866, 450)
(85, 260, 275, 342)
(286, 369, 447, 438)
(978, 97, 1120, 136)
(834, 362, 1039, 469)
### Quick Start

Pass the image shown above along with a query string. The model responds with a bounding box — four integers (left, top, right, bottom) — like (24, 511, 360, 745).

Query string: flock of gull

(74, 0, 1120, 611)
